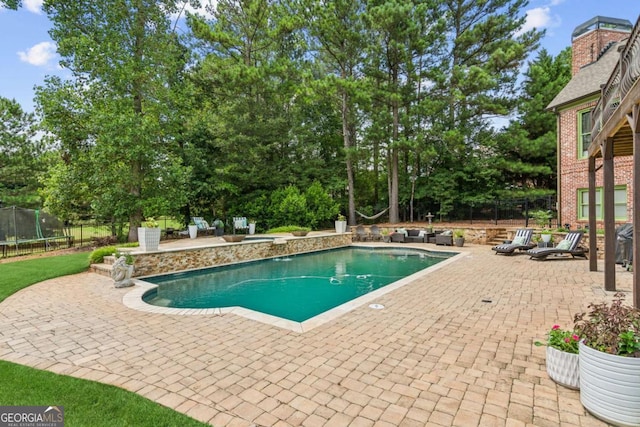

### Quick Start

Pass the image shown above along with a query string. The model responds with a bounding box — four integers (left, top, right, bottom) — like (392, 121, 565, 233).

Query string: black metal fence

(403, 195, 558, 227)
(446, 195, 558, 227)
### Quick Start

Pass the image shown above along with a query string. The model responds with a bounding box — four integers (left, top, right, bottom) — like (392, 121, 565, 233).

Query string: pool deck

(0, 239, 632, 426)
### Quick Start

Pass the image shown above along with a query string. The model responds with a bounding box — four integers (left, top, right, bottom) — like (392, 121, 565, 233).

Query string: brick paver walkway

(0, 243, 631, 426)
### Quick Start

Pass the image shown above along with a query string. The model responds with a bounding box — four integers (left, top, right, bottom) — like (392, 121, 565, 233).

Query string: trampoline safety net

(0, 206, 67, 244)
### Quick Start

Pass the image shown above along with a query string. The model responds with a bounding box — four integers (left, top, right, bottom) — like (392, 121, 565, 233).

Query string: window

(578, 109, 592, 158)
(577, 186, 627, 220)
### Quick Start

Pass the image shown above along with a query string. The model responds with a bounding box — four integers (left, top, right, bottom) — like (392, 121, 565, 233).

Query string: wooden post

(588, 156, 597, 272)
(603, 137, 616, 291)
(630, 106, 640, 308)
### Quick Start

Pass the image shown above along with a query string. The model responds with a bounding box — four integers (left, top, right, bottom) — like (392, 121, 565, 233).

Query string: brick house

(547, 16, 633, 229)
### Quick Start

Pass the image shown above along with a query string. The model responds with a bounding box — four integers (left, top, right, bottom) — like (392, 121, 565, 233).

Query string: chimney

(571, 16, 633, 76)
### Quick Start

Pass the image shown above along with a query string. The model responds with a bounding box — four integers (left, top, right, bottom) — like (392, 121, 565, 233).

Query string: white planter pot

(541, 233, 552, 242)
(546, 346, 579, 389)
(579, 341, 640, 426)
(138, 227, 160, 252)
(335, 220, 347, 233)
(249, 223, 256, 235)
(188, 224, 198, 239)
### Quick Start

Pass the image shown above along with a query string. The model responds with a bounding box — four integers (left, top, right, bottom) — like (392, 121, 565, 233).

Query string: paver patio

(0, 241, 631, 426)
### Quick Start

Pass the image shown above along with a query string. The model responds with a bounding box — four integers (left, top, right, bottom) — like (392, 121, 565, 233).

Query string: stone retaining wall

(131, 234, 352, 277)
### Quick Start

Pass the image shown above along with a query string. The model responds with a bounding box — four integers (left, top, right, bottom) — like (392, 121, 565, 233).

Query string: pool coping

(123, 245, 468, 333)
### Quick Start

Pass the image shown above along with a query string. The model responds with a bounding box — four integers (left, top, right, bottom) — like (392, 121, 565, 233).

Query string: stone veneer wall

(131, 234, 352, 277)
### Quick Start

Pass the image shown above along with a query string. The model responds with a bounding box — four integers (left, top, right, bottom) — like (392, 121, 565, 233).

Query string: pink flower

(572, 335, 579, 341)
(552, 325, 560, 330)
(564, 337, 570, 343)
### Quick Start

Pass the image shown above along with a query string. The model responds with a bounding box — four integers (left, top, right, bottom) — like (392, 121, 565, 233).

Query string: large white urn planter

(335, 220, 347, 233)
(546, 346, 579, 389)
(138, 227, 161, 251)
(248, 223, 256, 235)
(579, 341, 640, 426)
(188, 224, 198, 239)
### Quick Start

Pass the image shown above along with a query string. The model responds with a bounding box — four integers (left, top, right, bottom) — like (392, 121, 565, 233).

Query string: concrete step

(90, 263, 112, 277)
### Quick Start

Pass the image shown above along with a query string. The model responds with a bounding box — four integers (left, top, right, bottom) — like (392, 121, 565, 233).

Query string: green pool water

(142, 247, 454, 322)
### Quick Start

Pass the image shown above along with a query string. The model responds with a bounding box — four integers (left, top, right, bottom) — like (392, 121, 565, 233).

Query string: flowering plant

(535, 325, 581, 354)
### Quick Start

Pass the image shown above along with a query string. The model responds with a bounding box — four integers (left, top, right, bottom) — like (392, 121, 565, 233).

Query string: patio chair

(435, 230, 453, 246)
(527, 231, 587, 260)
(354, 225, 369, 241)
(492, 228, 535, 255)
(233, 217, 249, 233)
(370, 225, 383, 241)
(192, 217, 216, 235)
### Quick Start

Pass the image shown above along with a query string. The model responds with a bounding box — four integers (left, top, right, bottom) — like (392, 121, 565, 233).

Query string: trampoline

(0, 206, 72, 257)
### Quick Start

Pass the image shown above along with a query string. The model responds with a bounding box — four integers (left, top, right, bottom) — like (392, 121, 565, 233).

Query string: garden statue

(111, 256, 134, 288)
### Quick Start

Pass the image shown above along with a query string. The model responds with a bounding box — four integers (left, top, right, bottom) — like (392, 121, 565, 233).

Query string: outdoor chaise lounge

(527, 231, 587, 260)
(492, 228, 535, 255)
(354, 225, 369, 241)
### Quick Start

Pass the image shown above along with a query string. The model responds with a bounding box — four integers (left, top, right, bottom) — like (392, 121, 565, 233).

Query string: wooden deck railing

(591, 15, 640, 139)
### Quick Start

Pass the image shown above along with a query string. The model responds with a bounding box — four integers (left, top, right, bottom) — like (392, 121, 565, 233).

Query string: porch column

(603, 137, 616, 291)
(630, 106, 640, 308)
(588, 156, 597, 271)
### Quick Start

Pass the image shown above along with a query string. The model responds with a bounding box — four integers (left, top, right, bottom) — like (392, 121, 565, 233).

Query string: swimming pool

(142, 247, 455, 323)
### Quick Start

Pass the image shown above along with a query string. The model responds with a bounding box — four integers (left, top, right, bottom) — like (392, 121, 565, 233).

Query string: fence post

(524, 199, 529, 227)
(494, 201, 498, 225)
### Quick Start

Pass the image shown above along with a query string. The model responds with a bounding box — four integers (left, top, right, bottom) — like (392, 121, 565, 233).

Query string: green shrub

(88, 246, 117, 264)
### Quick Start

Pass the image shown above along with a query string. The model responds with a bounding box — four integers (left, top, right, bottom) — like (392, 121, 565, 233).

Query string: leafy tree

(37, 0, 193, 241)
(492, 47, 571, 197)
(0, 97, 44, 208)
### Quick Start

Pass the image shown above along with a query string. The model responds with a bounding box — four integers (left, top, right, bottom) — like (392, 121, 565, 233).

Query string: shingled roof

(546, 40, 626, 111)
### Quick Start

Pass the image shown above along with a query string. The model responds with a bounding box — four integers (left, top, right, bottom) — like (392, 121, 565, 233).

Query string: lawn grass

(0, 253, 209, 427)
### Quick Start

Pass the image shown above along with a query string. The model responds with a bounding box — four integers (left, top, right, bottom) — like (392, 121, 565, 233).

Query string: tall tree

(0, 97, 43, 208)
(37, 0, 192, 240)
(301, 0, 367, 225)
(492, 47, 571, 196)
(425, 0, 542, 215)
(364, 0, 443, 223)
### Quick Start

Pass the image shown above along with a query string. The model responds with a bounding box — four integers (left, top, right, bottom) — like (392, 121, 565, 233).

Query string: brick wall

(572, 28, 630, 75)
(558, 106, 634, 229)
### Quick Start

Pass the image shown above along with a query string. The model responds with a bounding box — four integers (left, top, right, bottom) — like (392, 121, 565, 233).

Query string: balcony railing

(591, 15, 640, 139)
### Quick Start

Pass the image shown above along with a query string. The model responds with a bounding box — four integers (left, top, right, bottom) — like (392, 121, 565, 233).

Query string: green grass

(0, 254, 208, 427)
(0, 252, 90, 301)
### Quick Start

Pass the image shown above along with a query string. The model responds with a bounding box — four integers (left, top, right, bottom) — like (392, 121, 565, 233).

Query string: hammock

(355, 207, 390, 220)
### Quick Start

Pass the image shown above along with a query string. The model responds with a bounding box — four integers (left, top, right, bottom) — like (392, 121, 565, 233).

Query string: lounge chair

(492, 229, 535, 255)
(527, 231, 587, 260)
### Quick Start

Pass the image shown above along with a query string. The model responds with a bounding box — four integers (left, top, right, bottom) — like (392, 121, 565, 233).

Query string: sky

(0, 0, 638, 113)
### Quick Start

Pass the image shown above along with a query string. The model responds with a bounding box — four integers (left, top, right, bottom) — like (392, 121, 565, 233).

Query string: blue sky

(0, 0, 638, 113)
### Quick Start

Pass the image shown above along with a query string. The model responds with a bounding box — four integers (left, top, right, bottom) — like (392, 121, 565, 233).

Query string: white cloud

(516, 6, 561, 35)
(23, 0, 43, 14)
(17, 41, 57, 66)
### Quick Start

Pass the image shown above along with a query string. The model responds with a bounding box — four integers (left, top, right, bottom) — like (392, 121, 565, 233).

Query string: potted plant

(335, 214, 347, 233)
(540, 229, 553, 244)
(290, 226, 310, 237)
(535, 325, 581, 389)
(138, 217, 161, 251)
(212, 219, 225, 236)
(248, 219, 256, 235)
(573, 293, 640, 426)
(453, 229, 465, 247)
(381, 229, 390, 243)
